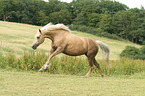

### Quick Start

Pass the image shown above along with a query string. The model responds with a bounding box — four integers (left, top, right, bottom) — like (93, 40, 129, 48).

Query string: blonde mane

(40, 22, 71, 32)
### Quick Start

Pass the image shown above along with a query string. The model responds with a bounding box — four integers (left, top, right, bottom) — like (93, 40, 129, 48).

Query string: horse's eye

(37, 37, 40, 39)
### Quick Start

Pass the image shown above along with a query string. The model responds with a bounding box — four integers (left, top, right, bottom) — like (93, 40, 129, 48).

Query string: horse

(32, 23, 111, 77)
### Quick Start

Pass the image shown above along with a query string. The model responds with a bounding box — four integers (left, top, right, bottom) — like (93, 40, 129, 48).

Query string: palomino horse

(32, 23, 111, 77)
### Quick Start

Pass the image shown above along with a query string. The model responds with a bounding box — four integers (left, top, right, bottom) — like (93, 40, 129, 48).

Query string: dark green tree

(88, 13, 101, 27)
(34, 10, 48, 25)
(49, 9, 72, 25)
(98, 13, 112, 33)
(130, 8, 145, 44)
(112, 10, 137, 40)
(0, 0, 18, 21)
(96, 1, 128, 14)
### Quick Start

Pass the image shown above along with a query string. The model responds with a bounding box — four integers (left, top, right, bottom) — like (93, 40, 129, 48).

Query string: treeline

(0, 0, 145, 44)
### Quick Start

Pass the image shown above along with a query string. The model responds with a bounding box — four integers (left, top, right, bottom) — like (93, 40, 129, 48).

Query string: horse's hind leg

(93, 59, 104, 77)
(82, 56, 95, 78)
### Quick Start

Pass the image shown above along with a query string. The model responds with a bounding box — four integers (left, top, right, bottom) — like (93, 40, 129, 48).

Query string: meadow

(0, 21, 145, 96)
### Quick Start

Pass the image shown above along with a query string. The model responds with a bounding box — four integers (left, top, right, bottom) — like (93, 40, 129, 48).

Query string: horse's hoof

(82, 76, 88, 78)
(43, 66, 48, 70)
(101, 74, 105, 78)
(38, 68, 43, 72)
(45, 64, 51, 69)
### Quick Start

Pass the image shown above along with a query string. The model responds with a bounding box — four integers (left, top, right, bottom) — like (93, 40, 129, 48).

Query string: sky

(44, 0, 145, 9)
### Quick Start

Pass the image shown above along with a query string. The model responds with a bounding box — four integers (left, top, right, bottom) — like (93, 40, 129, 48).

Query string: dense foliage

(0, 0, 145, 44)
(120, 46, 145, 60)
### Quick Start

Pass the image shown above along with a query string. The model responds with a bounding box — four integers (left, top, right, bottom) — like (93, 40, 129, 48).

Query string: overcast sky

(114, 0, 145, 9)
(44, 0, 145, 9)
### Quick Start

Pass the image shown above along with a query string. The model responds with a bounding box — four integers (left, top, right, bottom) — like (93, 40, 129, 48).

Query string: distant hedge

(120, 46, 145, 60)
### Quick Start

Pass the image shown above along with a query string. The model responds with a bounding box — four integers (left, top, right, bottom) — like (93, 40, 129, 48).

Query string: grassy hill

(0, 21, 141, 59)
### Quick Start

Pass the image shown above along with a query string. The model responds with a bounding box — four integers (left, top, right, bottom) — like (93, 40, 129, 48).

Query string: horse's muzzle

(32, 44, 38, 50)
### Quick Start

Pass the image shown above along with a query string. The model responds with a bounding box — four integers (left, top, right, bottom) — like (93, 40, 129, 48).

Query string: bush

(134, 54, 145, 60)
(120, 46, 140, 59)
(135, 46, 145, 60)
(140, 46, 145, 54)
(120, 46, 145, 60)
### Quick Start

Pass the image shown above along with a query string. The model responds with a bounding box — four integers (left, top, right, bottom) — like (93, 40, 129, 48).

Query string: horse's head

(32, 29, 45, 50)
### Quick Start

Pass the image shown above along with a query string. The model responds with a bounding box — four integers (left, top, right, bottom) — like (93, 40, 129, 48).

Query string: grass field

(0, 69, 145, 96)
(0, 21, 141, 59)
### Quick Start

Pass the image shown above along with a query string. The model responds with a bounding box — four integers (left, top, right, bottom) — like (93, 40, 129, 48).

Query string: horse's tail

(96, 40, 111, 68)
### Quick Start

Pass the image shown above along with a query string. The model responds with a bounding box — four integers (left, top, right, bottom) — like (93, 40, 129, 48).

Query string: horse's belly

(63, 50, 85, 56)
(63, 45, 87, 56)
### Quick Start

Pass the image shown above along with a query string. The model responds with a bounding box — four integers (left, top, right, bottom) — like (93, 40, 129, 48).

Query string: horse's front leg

(38, 47, 63, 72)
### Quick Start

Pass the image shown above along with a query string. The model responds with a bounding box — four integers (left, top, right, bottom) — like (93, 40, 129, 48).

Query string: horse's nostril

(32, 45, 36, 49)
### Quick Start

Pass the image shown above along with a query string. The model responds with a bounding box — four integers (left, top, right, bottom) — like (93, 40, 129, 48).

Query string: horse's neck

(45, 30, 69, 42)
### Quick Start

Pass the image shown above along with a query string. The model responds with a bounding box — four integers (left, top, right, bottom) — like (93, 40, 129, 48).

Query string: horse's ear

(39, 29, 42, 34)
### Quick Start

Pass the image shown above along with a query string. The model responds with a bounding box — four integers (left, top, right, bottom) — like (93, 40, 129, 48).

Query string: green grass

(0, 69, 145, 96)
(0, 21, 141, 59)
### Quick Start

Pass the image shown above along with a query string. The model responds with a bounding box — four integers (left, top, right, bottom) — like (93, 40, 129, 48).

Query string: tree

(88, 13, 101, 27)
(49, 9, 72, 25)
(98, 13, 112, 33)
(112, 10, 137, 40)
(96, 1, 129, 14)
(34, 10, 48, 25)
(129, 8, 145, 44)
(70, 0, 98, 20)
(0, 0, 18, 21)
(46, 0, 69, 14)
